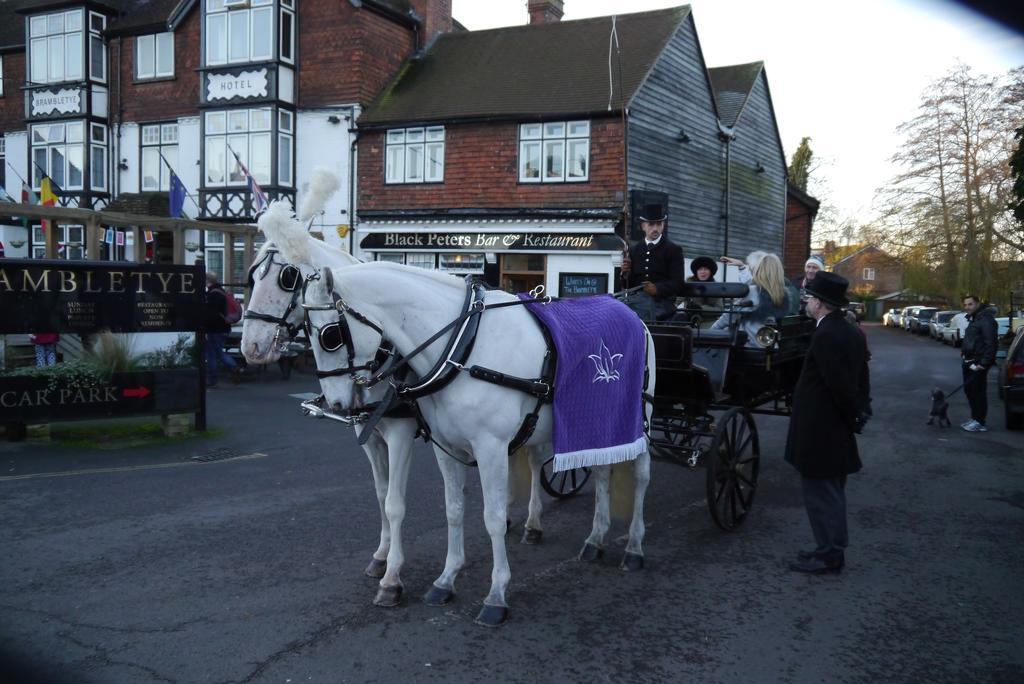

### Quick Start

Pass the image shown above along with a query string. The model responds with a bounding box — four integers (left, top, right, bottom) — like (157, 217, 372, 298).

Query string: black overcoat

(625, 237, 685, 300)
(784, 310, 869, 478)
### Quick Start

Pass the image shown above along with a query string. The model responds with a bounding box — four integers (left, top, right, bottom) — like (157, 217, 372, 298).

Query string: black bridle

(243, 248, 306, 349)
(301, 267, 390, 384)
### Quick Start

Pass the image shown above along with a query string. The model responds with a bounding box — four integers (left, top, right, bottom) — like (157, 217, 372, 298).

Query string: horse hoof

(475, 604, 509, 627)
(620, 552, 644, 572)
(373, 584, 403, 607)
(364, 558, 387, 579)
(521, 527, 543, 545)
(422, 585, 455, 606)
(578, 543, 604, 562)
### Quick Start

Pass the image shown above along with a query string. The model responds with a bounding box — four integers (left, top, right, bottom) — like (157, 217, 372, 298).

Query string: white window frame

(385, 126, 445, 184)
(863, 267, 876, 281)
(0, 55, 4, 96)
(204, 107, 282, 187)
(90, 123, 108, 191)
(439, 253, 485, 275)
(519, 120, 590, 183)
(140, 123, 179, 191)
(32, 224, 84, 260)
(89, 11, 106, 83)
(136, 32, 175, 80)
(28, 9, 84, 85)
(31, 122, 85, 191)
(280, 2, 295, 65)
(404, 253, 436, 269)
(205, 0, 276, 67)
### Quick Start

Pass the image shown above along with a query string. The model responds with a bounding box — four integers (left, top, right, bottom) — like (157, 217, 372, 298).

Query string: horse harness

(242, 248, 306, 351)
(302, 271, 557, 458)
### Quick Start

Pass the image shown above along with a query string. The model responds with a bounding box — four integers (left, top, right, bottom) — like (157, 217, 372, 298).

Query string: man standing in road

(205, 272, 242, 388)
(960, 295, 998, 432)
(620, 202, 685, 321)
(785, 272, 870, 575)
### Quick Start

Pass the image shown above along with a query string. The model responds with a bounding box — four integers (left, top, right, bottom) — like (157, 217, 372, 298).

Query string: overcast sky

(451, 0, 1024, 225)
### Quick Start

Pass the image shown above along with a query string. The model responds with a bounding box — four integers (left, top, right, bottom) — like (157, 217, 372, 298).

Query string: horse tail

(299, 167, 341, 223)
(609, 461, 636, 521)
(508, 446, 533, 505)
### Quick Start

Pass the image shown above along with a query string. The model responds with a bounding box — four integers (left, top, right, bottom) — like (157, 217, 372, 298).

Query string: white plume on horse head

(258, 200, 310, 264)
(299, 167, 341, 223)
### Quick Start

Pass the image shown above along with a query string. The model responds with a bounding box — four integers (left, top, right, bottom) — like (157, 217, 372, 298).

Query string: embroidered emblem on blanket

(521, 294, 647, 472)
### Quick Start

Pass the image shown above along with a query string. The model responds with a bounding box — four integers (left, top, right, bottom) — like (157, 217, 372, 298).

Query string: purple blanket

(521, 294, 648, 472)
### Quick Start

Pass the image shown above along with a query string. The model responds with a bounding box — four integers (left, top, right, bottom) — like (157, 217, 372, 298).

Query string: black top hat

(689, 256, 718, 278)
(804, 271, 849, 307)
(637, 202, 667, 222)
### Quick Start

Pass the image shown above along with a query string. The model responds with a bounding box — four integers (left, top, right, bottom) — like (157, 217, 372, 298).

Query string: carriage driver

(620, 202, 685, 321)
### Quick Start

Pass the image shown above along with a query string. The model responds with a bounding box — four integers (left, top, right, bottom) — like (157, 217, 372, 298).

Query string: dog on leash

(928, 388, 951, 427)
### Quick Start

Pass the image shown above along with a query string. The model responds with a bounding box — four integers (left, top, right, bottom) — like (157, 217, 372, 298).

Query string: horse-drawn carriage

(542, 281, 815, 532)
(240, 183, 816, 625)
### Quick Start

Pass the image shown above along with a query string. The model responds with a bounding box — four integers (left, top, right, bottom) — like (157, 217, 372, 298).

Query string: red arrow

(123, 387, 151, 399)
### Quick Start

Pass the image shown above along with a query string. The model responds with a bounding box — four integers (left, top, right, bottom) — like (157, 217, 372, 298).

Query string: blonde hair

(752, 253, 787, 307)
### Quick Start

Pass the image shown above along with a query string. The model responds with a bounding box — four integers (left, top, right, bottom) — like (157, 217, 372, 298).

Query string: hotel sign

(31, 88, 82, 116)
(207, 69, 269, 101)
(0, 259, 205, 334)
(360, 232, 623, 252)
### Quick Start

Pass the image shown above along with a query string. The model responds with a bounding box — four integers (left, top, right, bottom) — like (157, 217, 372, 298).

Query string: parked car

(928, 310, 958, 340)
(997, 326, 1024, 430)
(910, 307, 938, 334)
(941, 312, 968, 346)
(883, 307, 901, 327)
(901, 306, 921, 331)
(848, 302, 866, 321)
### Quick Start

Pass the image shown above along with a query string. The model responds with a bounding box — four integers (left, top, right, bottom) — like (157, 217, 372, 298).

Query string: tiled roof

(0, 1, 195, 48)
(360, 5, 691, 125)
(707, 61, 763, 128)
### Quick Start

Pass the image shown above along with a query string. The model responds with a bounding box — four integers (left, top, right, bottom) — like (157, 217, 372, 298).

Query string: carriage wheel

(705, 407, 760, 532)
(540, 457, 592, 499)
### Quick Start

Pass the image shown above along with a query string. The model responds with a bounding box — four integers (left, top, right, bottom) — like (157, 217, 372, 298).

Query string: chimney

(410, 0, 453, 46)
(528, 0, 564, 25)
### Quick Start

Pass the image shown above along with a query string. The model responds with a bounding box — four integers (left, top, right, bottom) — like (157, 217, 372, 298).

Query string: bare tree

(877, 63, 1023, 303)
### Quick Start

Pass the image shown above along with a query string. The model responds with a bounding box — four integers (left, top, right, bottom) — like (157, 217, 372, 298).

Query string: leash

(941, 363, 986, 399)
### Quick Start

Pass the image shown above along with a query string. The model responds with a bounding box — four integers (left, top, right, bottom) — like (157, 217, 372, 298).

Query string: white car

(883, 308, 901, 327)
(941, 312, 968, 346)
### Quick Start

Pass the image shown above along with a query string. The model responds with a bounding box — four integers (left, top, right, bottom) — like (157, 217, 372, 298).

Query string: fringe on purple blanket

(521, 294, 648, 472)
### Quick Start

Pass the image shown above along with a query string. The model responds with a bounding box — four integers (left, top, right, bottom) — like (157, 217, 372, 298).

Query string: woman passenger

(711, 253, 791, 347)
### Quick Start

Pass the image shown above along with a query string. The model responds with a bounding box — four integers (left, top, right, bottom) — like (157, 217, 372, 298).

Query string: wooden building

(356, 3, 790, 293)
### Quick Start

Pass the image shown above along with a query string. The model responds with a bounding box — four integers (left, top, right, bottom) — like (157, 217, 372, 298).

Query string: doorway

(500, 253, 546, 294)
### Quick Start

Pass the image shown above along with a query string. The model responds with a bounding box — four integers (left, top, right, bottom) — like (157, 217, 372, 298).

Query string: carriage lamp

(755, 325, 779, 347)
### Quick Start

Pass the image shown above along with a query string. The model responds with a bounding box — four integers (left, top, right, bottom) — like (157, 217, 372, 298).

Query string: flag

(144, 230, 154, 243)
(168, 170, 187, 218)
(18, 182, 38, 228)
(115, 231, 125, 246)
(105, 228, 115, 244)
(228, 145, 268, 215)
(40, 176, 58, 238)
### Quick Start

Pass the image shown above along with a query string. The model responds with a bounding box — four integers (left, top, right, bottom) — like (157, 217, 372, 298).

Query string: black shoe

(789, 554, 843, 575)
(797, 549, 818, 561)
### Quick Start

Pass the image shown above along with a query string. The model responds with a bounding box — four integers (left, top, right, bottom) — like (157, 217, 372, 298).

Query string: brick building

(829, 244, 902, 296)
(356, 2, 789, 294)
(0, 0, 441, 281)
(784, 181, 819, 279)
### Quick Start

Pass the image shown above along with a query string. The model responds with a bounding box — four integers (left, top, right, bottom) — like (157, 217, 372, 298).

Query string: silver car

(929, 310, 959, 340)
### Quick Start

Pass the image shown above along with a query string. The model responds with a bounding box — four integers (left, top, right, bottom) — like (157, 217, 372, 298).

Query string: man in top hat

(620, 202, 685, 321)
(785, 271, 871, 574)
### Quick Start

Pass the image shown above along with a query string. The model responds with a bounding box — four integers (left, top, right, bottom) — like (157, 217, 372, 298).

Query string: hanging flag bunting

(105, 227, 115, 244)
(40, 175, 59, 237)
(227, 144, 269, 216)
(144, 230, 155, 243)
(116, 230, 125, 246)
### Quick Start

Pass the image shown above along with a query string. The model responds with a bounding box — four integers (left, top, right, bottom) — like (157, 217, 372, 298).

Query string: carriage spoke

(735, 433, 753, 457)
(735, 481, 752, 510)
(735, 471, 757, 489)
(714, 476, 728, 503)
(727, 483, 738, 523)
(557, 471, 568, 493)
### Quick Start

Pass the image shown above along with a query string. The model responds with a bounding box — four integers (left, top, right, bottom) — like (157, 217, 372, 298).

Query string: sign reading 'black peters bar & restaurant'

(0, 259, 206, 334)
(360, 232, 624, 252)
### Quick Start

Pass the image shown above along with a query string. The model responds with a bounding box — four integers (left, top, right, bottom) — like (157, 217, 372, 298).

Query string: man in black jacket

(620, 202, 685, 321)
(960, 295, 998, 432)
(205, 272, 241, 387)
(785, 272, 870, 575)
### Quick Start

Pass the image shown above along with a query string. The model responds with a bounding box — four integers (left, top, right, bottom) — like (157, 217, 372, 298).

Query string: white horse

(241, 201, 547, 609)
(297, 252, 657, 626)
